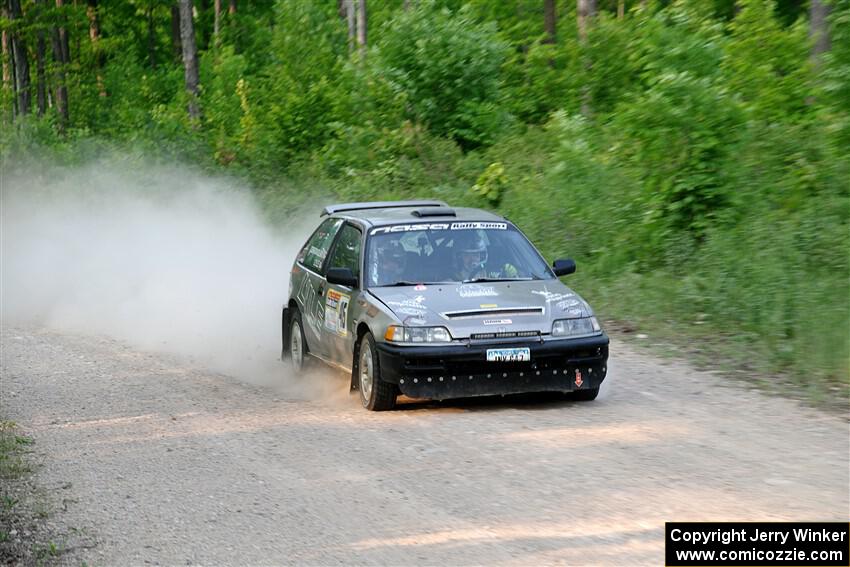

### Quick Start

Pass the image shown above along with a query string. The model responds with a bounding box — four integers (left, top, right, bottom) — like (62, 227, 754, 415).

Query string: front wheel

(357, 332, 396, 411)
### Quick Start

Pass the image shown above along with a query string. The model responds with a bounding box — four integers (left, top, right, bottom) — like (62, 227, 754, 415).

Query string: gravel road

(1, 326, 847, 566)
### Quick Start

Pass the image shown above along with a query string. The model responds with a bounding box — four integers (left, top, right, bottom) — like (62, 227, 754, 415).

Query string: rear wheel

(289, 308, 309, 374)
(357, 332, 396, 411)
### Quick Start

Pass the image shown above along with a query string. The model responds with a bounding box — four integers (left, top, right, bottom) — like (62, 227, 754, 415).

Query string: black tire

(356, 332, 396, 411)
(288, 308, 310, 374)
(571, 387, 600, 401)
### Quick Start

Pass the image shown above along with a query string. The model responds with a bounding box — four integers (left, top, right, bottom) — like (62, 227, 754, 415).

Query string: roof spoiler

(321, 200, 448, 217)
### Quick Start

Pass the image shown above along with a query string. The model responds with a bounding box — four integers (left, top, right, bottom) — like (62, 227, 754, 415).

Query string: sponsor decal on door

(325, 289, 351, 337)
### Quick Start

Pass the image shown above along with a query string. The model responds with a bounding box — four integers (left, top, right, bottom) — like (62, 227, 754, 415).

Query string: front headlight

(551, 316, 601, 337)
(385, 325, 452, 343)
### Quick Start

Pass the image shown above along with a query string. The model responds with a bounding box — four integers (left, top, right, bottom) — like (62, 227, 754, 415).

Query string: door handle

(317, 283, 325, 296)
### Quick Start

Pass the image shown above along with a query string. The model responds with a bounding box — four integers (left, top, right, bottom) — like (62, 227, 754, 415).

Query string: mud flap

(281, 307, 290, 360)
(349, 339, 359, 392)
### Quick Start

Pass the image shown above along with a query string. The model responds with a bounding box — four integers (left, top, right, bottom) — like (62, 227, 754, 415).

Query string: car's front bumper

(376, 334, 609, 400)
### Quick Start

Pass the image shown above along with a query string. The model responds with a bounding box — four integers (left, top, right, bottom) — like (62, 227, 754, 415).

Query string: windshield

(366, 222, 554, 287)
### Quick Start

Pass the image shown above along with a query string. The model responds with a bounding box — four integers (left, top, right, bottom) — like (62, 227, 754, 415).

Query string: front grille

(470, 330, 540, 340)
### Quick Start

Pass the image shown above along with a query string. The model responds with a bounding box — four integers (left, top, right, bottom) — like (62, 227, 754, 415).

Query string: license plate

(486, 347, 530, 362)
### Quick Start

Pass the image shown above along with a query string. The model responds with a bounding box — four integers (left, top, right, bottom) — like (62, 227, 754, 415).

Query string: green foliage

(610, 72, 745, 242)
(376, 1, 509, 147)
(722, 0, 810, 121)
(470, 161, 507, 204)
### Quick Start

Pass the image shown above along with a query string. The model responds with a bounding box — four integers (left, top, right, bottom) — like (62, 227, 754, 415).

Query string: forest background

(2, 0, 848, 402)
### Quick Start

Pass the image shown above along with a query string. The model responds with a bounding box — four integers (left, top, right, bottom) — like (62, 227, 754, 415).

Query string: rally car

(281, 200, 609, 410)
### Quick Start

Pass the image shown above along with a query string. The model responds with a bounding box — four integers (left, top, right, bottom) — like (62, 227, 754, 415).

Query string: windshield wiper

(461, 277, 534, 283)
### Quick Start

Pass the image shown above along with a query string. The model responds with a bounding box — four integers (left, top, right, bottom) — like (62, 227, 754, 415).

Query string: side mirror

(552, 258, 576, 277)
(327, 267, 358, 288)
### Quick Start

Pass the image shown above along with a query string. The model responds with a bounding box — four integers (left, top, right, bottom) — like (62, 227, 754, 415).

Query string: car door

(294, 217, 343, 358)
(322, 222, 363, 366)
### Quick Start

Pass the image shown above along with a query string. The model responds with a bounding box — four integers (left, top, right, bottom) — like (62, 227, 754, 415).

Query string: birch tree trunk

(356, 0, 367, 56)
(178, 0, 201, 121)
(345, 0, 356, 54)
(809, 0, 830, 65)
(1, 27, 9, 93)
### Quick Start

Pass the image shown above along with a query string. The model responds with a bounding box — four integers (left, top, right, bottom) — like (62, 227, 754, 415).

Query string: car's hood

(368, 280, 592, 339)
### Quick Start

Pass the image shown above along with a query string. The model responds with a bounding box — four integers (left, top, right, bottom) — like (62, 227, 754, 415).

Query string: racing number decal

(325, 289, 351, 337)
(339, 296, 350, 336)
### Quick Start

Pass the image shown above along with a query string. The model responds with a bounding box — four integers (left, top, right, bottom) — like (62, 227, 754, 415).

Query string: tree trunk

(36, 28, 47, 115)
(171, 3, 182, 61)
(213, 0, 221, 47)
(8, 0, 31, 116)
(356, 0, 367, 55)
(178, 0, 201, 121)
(86, 0, 106, 96)
(1, 28, 8, 90)
(577, 0, 596, 117)
(228, 0, 235, 14)
(345, 0, 356, 53)
(57, 0, 70, 66)
(809, 0, 830, 65)
(543, 0, 556, 44)
(577, 0, 595, 43)
(50, 0, 70, 129)
(617, 0, 624, 19)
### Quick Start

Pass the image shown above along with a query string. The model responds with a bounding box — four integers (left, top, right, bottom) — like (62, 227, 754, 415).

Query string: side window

(299, 218, 343, 272)
(327, 224, 362, 279)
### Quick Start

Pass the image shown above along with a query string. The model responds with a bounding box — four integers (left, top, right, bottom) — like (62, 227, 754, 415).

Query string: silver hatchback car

(282, 200, 609, 410)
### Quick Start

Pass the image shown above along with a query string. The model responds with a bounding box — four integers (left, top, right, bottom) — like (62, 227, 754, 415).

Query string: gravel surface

(1, 326, 848, 566)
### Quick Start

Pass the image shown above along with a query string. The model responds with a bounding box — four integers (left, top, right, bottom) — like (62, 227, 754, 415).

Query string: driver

(453, 231, 519, 281)
(375, 240, 407, 285)
(453, 232, 489, 281)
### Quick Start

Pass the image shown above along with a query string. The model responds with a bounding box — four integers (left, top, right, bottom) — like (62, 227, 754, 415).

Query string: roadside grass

(592, 274, 850, 413)
(0, 421, 34, 480)
(0, 419, 65, 566)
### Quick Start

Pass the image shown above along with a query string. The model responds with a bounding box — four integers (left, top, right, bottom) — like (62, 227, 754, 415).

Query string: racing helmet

(377, 240, 406, 272)
(453, 231, 488, 273)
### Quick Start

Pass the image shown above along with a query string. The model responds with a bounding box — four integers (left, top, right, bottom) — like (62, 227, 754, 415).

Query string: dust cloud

(1, 155, 340, 397)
